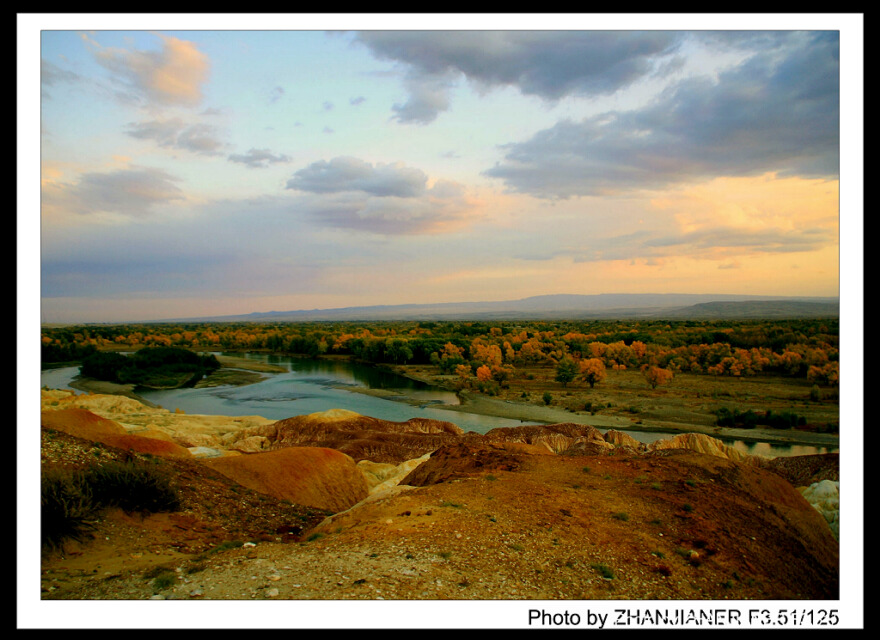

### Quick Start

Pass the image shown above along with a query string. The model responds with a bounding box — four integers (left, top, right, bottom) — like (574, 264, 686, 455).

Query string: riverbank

(442, 390, 841, 448)
(384, 364, 841, 450)
(54, 354, 841, 451)
(62, 354, 287, 401)
(68, 378, 160, 407)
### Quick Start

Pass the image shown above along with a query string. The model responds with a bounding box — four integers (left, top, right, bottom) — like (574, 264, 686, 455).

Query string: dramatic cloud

(285, 157, 477, 234)
(86, 33, 210, 108)
(484, 31, 839, 198)
(293, 179, 476, 235)
(287, 157, 429, 198)
(125, 118, 226, 156)
(355, 31, 683, 123)
(42, 166, 185, 218)
(391, 72, 455, 124)
(228, 148, 292, 169)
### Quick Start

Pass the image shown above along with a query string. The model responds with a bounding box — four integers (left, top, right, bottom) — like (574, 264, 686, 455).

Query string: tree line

(41, 317, 839, 388)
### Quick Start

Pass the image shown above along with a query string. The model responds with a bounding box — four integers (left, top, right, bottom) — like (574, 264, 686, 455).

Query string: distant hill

(658, 300, 841, 320)
(158, 293, 839, 323)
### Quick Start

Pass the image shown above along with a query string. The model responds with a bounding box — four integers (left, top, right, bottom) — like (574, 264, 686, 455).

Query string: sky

(25, 15, 861, 324)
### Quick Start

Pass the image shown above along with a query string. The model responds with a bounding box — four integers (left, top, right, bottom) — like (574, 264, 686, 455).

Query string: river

(40, 353, 838, 459)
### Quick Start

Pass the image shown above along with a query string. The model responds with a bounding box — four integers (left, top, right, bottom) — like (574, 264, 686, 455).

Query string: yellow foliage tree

(642, 365, 674, 389)
(578, 358, 607, 388)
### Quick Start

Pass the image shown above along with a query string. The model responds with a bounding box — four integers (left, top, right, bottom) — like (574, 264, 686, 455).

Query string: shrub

(206, 540, 244, 555)
(475, 379, 500, 396)
(41, 459, 182, 550)
(143, 563, 176, 579)
(760, 410, 805, 429)
(83, 459, 180, 513)
(714, 407, 758, 428)
(40, 469, 98, 549)
(151, 571, 177, 591)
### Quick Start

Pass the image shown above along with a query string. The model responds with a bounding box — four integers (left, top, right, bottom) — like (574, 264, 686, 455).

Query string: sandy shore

(214, 355, 288, 373)
(67, 378, 160, 406)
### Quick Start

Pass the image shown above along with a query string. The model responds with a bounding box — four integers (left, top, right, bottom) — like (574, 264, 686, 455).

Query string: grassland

(388, 363, 841, 448)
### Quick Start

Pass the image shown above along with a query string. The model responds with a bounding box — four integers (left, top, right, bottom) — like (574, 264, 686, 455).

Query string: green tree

(555, 357, 579, 387)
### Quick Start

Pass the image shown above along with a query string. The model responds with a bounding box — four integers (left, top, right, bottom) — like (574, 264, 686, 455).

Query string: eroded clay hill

(202, 446, 370, 512)
(223, 409, 472, 463)
(38, 389, 840, 600)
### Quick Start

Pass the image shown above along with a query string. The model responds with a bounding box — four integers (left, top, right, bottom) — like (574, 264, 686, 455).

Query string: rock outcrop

(767, 453, 840, 486)
(602, 429, 646, 450)
(41, 389, 275, 450)
(41, 408, 192, 459)
(223, 410, 469, 463)
(482, 422, 610, 454)
(399, 442, 533, 487)
(647, 432, 766, 466)
(799, 479, 840, 539)
(202, 446, 369, 512)
(41, 407, 128, 440)
(357, 453, 432, 493)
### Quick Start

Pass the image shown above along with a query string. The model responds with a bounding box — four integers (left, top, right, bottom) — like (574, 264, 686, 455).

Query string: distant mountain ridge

(159, 293, 839, 323)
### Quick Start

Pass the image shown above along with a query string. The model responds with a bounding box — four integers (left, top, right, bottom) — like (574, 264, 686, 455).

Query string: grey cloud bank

(228, 148, 292, 169)
(126, 118, 226, 156)
(43, 167, 185, 218)
(287, 156, 429, 198)
(355, 31, 682, 113)
(483, 31, 839, 198)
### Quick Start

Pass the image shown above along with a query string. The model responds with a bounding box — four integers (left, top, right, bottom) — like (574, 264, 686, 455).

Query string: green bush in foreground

(41, 459, 181, 549)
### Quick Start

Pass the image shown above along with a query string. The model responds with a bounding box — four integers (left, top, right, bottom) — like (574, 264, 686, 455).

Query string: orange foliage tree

(578, 358, 607, 388)
(475, 365, 493, 382)
(642, 365, 674, 389)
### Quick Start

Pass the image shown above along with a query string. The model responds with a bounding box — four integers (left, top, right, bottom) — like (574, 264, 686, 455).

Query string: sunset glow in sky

(25, 15, 861, 323)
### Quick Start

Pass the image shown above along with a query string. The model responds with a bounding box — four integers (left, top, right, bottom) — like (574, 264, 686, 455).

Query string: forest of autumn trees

(41, 317, 840, 391)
